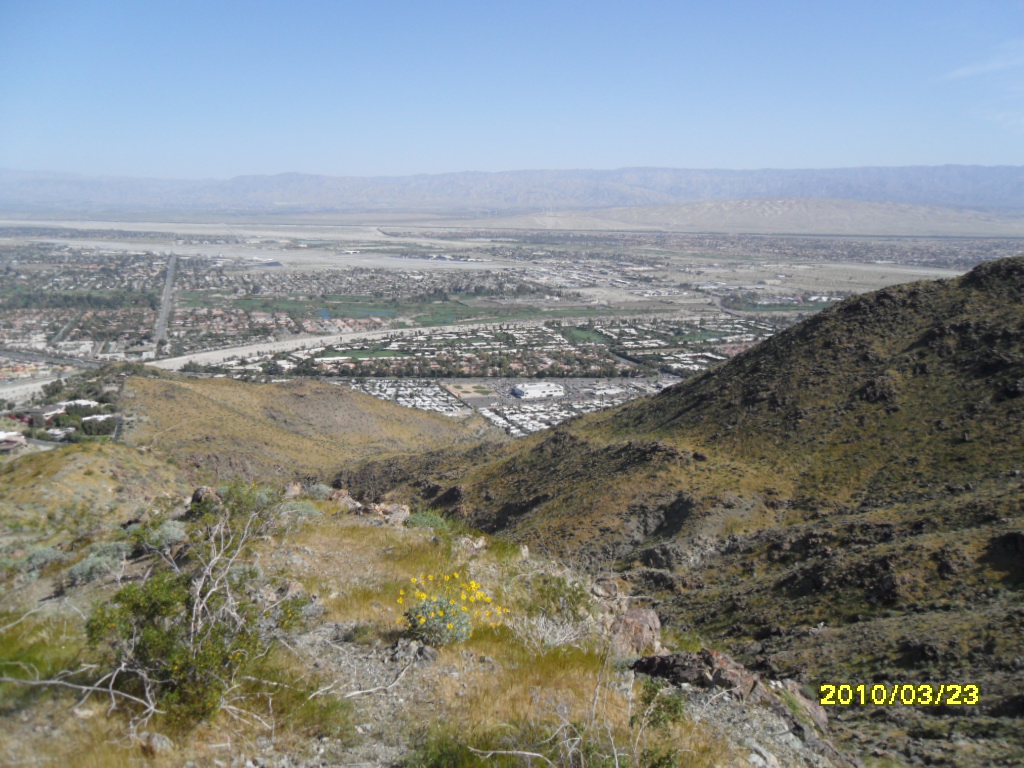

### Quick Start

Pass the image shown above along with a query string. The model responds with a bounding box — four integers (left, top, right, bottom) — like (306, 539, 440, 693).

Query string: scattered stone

(453, 536, 488, 556)
(388, 637, 438, 665)
(367, 503, 411, 526)
(591, 579, 619, 599)
(328, 488, 363, 512)
(632, 648, 760, 699)
(609, 607, 662, 655)
(137, 731, 174, 757)
(190, 486, 222, 507)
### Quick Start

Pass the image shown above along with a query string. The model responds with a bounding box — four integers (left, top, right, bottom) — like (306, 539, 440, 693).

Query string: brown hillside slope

(123, 375, 499, 482)
(0, 441, 188, 534)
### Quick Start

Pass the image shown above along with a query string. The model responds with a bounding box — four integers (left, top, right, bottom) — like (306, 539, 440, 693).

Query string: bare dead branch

(0, 607, 44, 633)
(0, 674, 163, 713)
(342, 659, 414, 699)
(466, 746, 557, 766)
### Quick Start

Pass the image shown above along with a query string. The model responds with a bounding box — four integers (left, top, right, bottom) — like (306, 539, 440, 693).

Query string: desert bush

(400, 571, 509, 646)
(84, 484, 277, 727)
(405, 510, 452, 531)
(305, 483, 333, 500)
(506, 613, 592, 652)
(66, 553, 121, 585)
(21, 546, 66, 572)
(524, 572, 591, 621)
(87, 540, 131, 559)
(130, 520, 186, 554)
(277, 500, 321, 522)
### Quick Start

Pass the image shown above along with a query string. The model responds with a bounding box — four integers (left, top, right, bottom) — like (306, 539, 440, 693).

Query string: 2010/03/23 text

(819, 683, 979, 707)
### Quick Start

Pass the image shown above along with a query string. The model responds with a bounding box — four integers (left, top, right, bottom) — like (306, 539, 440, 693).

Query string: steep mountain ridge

(364, 257, 1024, 562)
(349, 257, 1024, 765)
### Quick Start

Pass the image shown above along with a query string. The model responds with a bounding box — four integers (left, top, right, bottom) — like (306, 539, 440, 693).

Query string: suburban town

(0, 221, 992, 445)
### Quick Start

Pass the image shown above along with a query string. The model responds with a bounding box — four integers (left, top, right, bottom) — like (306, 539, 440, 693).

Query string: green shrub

(401, 727, 490, 768)
(406, 510, 456, 532)
(66, 553, 121, 585)
(630, 678, 686, 732)
(21, 546, 66, 572)
(84, 484, 276, 726)
(87, 540, 131, 559)
(86, 568, 262, 725)
(130, 520, 186, 554)
(277, 500, 321, 521)
(400, 571, 509, 646)
(526, 573, 591, 620)
(306, 483, 333, 500)
(405, 595, 473, 646)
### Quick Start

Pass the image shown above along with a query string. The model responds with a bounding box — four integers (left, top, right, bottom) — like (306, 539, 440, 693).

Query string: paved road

(146, 320, 549, 370)
(0, 347, 103, 369)
(0, 376, 65, 405)
(154, 254, 177, 343)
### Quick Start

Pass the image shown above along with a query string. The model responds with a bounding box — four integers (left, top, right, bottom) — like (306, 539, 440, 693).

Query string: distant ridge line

(2, 164, 1024, 214)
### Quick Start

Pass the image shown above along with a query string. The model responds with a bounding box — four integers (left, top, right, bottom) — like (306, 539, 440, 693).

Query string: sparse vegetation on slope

(121, 375, 499, 483)
(347, 256, 1024, 767)
(1, 477, 751, 767)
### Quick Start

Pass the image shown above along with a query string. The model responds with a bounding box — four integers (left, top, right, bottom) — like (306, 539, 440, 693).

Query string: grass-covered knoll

(122, 374, 498, 482)
(0, 441, 187, 534)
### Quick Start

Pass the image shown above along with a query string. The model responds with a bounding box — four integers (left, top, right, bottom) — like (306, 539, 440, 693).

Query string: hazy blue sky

(2, 1, 1023, 179)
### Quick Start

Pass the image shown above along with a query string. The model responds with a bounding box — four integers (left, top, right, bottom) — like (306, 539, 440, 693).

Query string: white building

(512, 382, 565, 400)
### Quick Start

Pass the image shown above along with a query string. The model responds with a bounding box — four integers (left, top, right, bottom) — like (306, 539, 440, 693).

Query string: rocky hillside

(350, 256, 1024, 767)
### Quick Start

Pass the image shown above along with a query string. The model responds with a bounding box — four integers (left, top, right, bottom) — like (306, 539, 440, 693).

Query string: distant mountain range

(2, 165, 1024, 215)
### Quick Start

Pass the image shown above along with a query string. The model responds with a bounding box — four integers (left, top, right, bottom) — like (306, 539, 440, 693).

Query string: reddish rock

(610, 608, 661, 655)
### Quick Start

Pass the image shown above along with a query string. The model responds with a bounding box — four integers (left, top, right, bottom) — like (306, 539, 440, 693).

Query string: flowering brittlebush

(398, 570, 510, 646)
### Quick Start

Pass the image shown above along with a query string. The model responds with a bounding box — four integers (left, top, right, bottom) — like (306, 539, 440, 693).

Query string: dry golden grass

(122, 374, 487, 482)
(0, 441, 187, 532)
(260, 515, 459, 624)
(421, 634, 731, 766)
